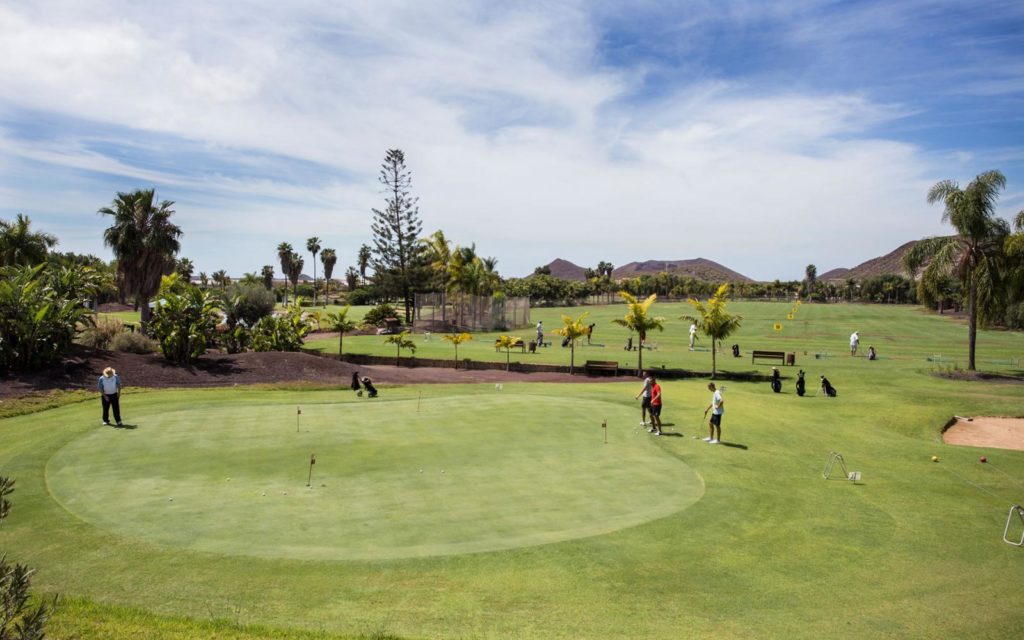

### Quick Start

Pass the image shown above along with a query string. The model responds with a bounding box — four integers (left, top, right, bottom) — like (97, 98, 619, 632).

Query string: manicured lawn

(2, 303, 1024, 639)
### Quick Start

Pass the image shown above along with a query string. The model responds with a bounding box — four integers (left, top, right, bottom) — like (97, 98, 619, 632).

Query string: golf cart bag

(770, 369, 782, 393)
(821, 376, 837, 397)
(732, 344, 740, 358)
(795, 370, 806, 396)
(362, 377, 378, 398)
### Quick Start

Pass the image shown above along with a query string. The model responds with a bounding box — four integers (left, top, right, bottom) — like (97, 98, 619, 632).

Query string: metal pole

(307, 454, 316, 487)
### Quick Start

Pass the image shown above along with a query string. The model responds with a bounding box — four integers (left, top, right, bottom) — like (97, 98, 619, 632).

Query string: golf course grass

(2, 303, 1024, 639)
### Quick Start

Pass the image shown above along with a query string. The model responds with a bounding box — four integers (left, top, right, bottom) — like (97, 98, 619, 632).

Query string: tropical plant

(0, 214, 57, 267)
(422, 230, 452, 291)
(363, 302, 400, 328)
(175, 257, 194, 281)
(681, 283, 743, 378)
(0, 264, 94, 373)
(212, 269, 231, 289)
(554, 312, 589, 374)
(148, 277, 219, 364)
(357, 244, 372, 283)
(251, 301, 310, 352)
(441, 331, 472, 369)
(219, 283, 276, 329)
(78, 316, 124, 350)
(804, 264, 817, 298)
(904, 170, 1012, 370)
(494, 335, 522, 372)
(240, 272, 260, 286)
(109, 331, 159, 354)
(345, 266, 360, 292)
(287, 253, 304, 301)
(325, 306, 358, 356)
(321, 248, 337, 304)
(611, 292, 664, 376)
(384, 330, 416, 366)
(98, 189, 182, 326)
(307, 237, 322, 306)
(276, 242, 293, 304)
(261, 265, 275, 291)
(0, 476, 52, 640)
(370, 149, 429, 323)
(199, 271, 209, 289)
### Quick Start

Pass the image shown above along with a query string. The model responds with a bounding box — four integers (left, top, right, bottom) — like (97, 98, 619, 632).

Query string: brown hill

(612, 258, 753, 283)
(543, 258, 588, 281)
(820, 240, 921, 281)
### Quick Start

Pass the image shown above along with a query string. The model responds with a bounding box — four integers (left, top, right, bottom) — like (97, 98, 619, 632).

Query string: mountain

(820, 240, 921, 281)
(612, 258, 753, 283)
(543, 258, 588, 281)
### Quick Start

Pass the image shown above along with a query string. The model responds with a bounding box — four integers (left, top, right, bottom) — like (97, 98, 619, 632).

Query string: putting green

(46, 393, 703, 560)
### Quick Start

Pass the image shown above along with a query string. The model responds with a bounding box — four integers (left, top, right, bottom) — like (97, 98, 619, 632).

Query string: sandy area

(943, 416, 1024, 451)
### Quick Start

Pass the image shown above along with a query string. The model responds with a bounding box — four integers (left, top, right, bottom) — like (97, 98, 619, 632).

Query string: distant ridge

(543, 258, 588, 281)
(820, 240, 922, 281)
(612, 258, 753, 283)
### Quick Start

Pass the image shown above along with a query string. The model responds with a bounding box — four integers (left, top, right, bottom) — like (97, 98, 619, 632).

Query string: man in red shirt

(648, 375, 663, 435)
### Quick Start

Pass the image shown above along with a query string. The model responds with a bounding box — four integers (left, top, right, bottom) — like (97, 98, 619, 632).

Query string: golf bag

(362, 377, 378, 398)
(351, 372, 361, 393)
(795, 370, 806, 396)
(770, 369, 782, 393)
(625, 336, 633, 351)
(732, 344, 740, 358)
(820, 376, 837, 397)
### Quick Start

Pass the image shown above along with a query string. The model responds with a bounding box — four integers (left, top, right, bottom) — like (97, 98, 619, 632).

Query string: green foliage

(109, 331, 159, 354)
(0, 214, 57, 267)
(251, 303, 309, 352)
(149, 282, 219, 364)
(78, 316, 124, 350)
(611, 291, 665, 375)
(0, 263, 95, 373)
(494, 334, 522, 371)
(363, 303, 400, 328)
(346, 288, 375, 306)
(554, 312, 589, 374)
(325, 306, 358, 356)
(383, 330, 416, 366)
(220, 284, 276, 329)
(441, 331, 472, 368)
(0, 476, 52, 640)
(681, 283, 743, 378)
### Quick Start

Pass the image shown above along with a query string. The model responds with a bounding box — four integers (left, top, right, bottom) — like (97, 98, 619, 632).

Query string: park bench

(495, 338, 526, 353)
(585, 360, 619, 376)
(752, 350, 787, 365)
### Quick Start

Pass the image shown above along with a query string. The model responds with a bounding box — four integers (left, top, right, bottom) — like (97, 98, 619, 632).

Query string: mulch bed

(0, 346, 637, 399)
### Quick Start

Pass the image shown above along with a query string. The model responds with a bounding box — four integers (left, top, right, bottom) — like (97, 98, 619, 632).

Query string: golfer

(536, 320, 544, 347)
(703, 382, 724, 444)
(97, 367, 123, 426)
(689, 322, 697, 350)
(635, 371, 653, 426)
(850, 331, 860, 357)
(648, 375, 663, 435)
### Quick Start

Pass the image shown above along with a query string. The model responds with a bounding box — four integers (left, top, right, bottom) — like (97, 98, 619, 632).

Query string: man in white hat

(97, 367, 123, 426)
(849, 331, 860, 357)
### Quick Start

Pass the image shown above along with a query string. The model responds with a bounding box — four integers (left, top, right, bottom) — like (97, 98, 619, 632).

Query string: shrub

(78, 317, 124, 349)
(295, 283, 315, 299)
(109, 331, 158, 354)
(251, 303, 310, 352)
(363, 302, 400, 328)
(345, 288, 375, 306)
(220, 284, 276, 329)
(149, 283, 219, 364)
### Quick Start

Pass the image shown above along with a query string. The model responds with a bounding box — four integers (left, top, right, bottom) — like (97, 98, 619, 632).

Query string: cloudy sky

(1, 0, 1022, 281)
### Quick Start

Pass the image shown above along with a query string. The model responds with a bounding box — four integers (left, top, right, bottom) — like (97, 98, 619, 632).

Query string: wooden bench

(752, 350, 786, 365)
(585, 360, 619, 375)
(495, 338, 526, 353)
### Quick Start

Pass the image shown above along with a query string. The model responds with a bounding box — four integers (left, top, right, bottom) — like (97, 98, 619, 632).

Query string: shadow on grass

(113, 423, 138, 430)
(720, 441, 748, 450)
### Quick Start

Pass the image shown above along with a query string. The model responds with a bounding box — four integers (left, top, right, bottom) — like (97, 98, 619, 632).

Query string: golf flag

(297, 407, 302, 415)
(310, 454, 316, 465)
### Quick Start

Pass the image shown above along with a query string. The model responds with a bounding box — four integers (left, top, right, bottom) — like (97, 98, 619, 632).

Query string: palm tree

(0, 213, 58, 267)
(321, 248, 337, 305)
(261, 265, 275, 291)
(384, 330, 416, 367)
(442, 331, 472, 369)
(277, 242, 293, 304)
(494, 335, 522, 372)
(681, 283, 743, 378)
(422, 230, 451, 291)
(307, 237, 322, 306)
(175, 257, 194, 281)
(345, 266, 360, 291)
(240, 271, 260, 286)
(212, 269, 230, 289)
(555, 312, 589, 374)
(287, 253, 304, 301)
(326, 305, 358, 356)
(199, 271, 209, 289)
(99, 189, 182, 326)
(904, 170, 1012, 370)
(611, 292, 664, 375)
(804, 264, 817, 298)
(357, 244, 372, 284)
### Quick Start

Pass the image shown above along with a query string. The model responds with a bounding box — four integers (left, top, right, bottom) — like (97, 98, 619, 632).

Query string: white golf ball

(441, 470, 445, 474)
(419, 469, 423, 473)
(168, 497, 173, 501)
(282, 491, 288, 495)
(261, 492, 266, 496)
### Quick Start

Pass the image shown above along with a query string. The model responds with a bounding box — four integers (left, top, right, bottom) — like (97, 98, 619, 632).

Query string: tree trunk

(967, 277, 977, 371)
(396, 345, 401, 368)
(140, 297, 152, 327)
(454, 345, 458, 370)
(313, 261, 318, 306)
(711, 339, 717, 379)
(338, 333, 344, 356)
(570, 342, 575, 375)
(506, 349, 510, 372)
(637, 344, 643, 377)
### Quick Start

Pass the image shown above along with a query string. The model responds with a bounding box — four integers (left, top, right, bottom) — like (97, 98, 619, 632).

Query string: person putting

(97, 366, 123, 426)
(703, 382, 724, 444)
(635, 370, 653, 427)
(648, 375, 663, 435)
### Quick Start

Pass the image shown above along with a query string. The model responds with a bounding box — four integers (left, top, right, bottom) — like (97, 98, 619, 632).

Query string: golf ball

(226, 477, 231, 481)
(261, 492, 266, 496)
(931, 455, 939, 462)
(282, 491, 288, 495)
(441, 470, 445, 474)
(168, 497, 173, 501)
(419, 469, 423, 473)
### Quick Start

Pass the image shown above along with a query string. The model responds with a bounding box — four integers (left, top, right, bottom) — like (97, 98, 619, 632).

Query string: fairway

(46, 394, 703, 560)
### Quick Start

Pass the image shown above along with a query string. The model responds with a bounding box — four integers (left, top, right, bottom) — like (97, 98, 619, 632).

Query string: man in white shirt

(97, 366, 123, 426)
(703, 382, 724, 444)
(689, 323, 698, 350)
(850, 331, 860, 357)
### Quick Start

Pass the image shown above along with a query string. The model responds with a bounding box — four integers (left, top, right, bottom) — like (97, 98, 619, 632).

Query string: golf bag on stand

(770, 368, 782, 393)
(820, 376, 837, 397)
(732, 344, 740, 358)
(795, 370, 806, 396)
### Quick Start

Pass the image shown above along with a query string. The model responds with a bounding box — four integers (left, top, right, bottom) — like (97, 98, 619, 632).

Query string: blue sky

(1, 0, 1022, 280)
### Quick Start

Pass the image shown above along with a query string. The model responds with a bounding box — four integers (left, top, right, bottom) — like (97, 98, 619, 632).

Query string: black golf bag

(821, 376, 837, 397)
(795, 370, 806, 396)
(732, 344, 740, 357)
(770, 369, 782, 393)
(362, 377, 378, 398)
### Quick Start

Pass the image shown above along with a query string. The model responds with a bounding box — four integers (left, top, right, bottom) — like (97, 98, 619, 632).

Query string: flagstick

(296, 406, 301, 433)
(417, 390, 422, 412)
(602, 419, 607, 444)
(307, 453, 315, 487)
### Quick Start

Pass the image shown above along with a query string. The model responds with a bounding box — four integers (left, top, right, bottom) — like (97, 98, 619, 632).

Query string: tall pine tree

(370, 149, 427, 323)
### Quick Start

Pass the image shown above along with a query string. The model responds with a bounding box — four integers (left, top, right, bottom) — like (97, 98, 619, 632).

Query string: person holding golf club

(689, 322, 698, 350)
(635, 370, 653, 426)
(703, 382, 724, 444)
(648, 375, 663, 435)
(97, 366, 123, 426)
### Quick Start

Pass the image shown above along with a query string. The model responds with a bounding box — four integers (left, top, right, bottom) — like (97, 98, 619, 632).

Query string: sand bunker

(943, 416, 1024, 451)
